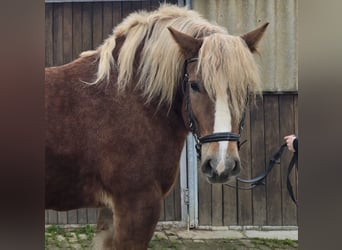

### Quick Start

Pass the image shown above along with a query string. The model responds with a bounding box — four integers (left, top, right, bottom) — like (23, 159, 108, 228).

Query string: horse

(45, 4, 268, 250)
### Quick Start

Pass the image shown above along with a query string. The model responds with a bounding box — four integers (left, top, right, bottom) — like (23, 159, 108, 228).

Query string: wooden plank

(58, 211, 68, 224)
(292, 95, 299, 219)
(150, 0, 160, 10)
(82, 2, 92, 51)
(45, 210, 48, 223)
(131, 1, 142, 12)
(47, 210, 58, 224)
(223, 184, 237, 225)
(164, 187, 175, 221)
(67, 209, 78, 224)
(141, 0, 151, 11)
(250, 95, 267, 225)
(63, 3, 73, 64)
(92, 2, 103, 48)
(237, 103, 253, 225)
(173, 172, 182, 220)
(294, 95, 298, 220)
(121, 1, 132, 19)
(264, 95, 282, 225)
(166, 0, 178, 4)
(159, 196, 165, 221)
(211, 184, 223, 226)
(294, 95, 298, 136)
(72, 2, 82, 59)
(77, 208, 87, 224)
(87, 208, 98, 224)
(53, 3, 64, 66)
(279, 95, 297, 225)
(103, 2, 113, 39)
(198, 172, 212, 225)
(112, 2, 122, 27)
(45, 4, 53, 67)
(163, 170, 182, 221)
(294, 94, 298, 203)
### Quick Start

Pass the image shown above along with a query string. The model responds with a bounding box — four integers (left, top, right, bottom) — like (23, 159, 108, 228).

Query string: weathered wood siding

(192, 0, 298, 92)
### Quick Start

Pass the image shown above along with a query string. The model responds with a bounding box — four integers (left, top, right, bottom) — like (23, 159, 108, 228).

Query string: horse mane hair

(81, 4, 261, 118)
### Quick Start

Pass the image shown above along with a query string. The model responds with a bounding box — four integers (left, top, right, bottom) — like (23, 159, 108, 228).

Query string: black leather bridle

(183, 57, 298, 204)
(183, 57, 248, 160)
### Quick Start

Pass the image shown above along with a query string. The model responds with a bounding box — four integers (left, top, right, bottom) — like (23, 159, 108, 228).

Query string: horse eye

(190, 82, 200, 92)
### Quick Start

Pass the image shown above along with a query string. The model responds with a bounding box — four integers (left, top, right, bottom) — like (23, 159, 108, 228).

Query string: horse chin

(206, 174, 236, 184)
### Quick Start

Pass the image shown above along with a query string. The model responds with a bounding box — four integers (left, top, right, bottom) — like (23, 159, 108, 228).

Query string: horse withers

(45, 4, 268, 250)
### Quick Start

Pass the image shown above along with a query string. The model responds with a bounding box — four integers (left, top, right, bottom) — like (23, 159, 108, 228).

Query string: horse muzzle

(201, 155, 241, 184)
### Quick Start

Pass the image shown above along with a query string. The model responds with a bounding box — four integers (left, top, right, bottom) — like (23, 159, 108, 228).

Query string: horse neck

(152, 89, 188, 143)
(111, 36, 189, 148)
(140, 87, 188, 155)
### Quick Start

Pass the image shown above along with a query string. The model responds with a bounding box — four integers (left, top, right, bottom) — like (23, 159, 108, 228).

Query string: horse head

(168, 23, 268, 184)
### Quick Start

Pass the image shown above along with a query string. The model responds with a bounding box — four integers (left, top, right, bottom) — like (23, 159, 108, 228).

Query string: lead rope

(224, 143, 298, 205)
(287, 153, 298, 204)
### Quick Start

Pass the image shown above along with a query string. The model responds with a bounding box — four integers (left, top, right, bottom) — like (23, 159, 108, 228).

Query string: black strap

(225, 143, 299, 205)
(199, 132, 240, 144)
(225, 143, 286, 189)
(287, 153, 298, 205)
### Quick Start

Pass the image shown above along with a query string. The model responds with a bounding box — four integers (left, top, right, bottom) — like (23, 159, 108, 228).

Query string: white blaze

(214, 92, 231, 175)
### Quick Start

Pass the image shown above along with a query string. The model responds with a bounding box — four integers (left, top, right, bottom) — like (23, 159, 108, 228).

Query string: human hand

(284, 135, 296, 152)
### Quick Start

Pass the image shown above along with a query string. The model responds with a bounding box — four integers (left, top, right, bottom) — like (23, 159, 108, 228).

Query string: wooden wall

(45, 1, 181, 224)
(198, 93, 298, 226)
(45, 1, 178, 67)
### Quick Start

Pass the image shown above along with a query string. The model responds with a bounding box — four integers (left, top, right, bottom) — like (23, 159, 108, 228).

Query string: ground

(45, 225, 298, 249)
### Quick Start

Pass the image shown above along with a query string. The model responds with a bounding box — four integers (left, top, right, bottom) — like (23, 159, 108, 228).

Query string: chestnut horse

(45, 4, 268, 250)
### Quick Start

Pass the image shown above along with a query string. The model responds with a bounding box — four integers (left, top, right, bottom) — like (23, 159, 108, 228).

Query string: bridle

(182, 57, 298, 204)
(183, 57, 248, 160)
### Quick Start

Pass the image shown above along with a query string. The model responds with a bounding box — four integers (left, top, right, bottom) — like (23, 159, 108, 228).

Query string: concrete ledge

(173, 229, 298, 241)
(197, 225, 298, 231)
(176, 230, 244, 240)
(244, 230, 298, 240)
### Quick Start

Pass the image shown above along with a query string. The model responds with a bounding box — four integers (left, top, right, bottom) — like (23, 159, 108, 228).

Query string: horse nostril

(202, 159, 214, 178)
(231, 160, 240, 175)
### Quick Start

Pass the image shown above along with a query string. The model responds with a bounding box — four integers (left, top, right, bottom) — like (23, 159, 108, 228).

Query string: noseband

(183, 58, 248, 159)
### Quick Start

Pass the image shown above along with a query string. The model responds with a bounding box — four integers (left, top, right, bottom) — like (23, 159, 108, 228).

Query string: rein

(182, 58, 298, 205)
(225, 143, 298, 205)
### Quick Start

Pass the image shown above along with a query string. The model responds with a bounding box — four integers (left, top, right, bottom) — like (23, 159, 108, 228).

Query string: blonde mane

(82, 4, 261, 117)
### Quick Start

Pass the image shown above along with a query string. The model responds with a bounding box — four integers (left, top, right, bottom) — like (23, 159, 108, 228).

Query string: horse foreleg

(112, 193, 162, 250)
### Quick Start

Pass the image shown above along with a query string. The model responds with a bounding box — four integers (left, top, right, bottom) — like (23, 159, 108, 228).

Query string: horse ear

(167, 27, 203, 58)
(241, 22, 269, 53)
